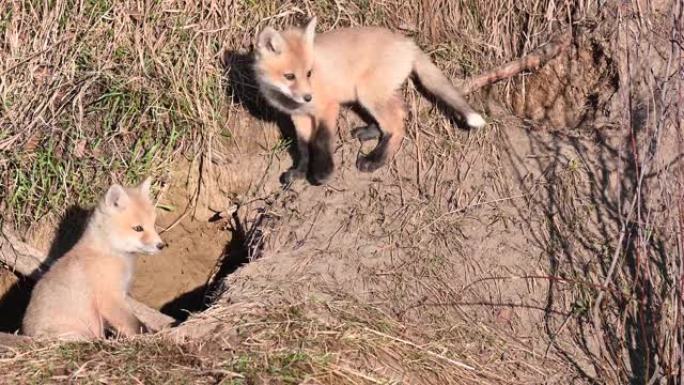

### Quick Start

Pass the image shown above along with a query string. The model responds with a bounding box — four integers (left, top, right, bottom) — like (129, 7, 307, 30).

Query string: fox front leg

(307, 103, 339, 185)
(281, 115, 314, 185)
(100, 299, 146, 338)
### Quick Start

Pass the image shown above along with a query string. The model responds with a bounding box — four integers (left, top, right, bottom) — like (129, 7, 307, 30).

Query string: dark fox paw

(351, 123, 382, 142)
(356, 153, 386, 173)
(357, 134, 389, 173)
(308, 157, 334, 185)
(280, 168, 306, 185)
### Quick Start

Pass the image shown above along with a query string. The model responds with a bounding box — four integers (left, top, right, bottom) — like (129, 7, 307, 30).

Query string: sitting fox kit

(254, 17, 486, 185)
(22, 178, 165, 340)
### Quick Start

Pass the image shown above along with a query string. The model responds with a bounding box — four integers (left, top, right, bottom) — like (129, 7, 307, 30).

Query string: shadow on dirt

(500, 122, 676, 383)
(0, 206, 91, 333)
(220, 50, 300, 167)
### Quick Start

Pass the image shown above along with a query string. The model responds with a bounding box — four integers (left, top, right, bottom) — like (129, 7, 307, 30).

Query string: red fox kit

(254, 17, 486, 185)
(22, 178, 166, 340)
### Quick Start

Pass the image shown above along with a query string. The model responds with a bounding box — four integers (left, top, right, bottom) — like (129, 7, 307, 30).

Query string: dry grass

(208, 299, 555, 384)
(0, 337, 226, 384)
(1, 0, 682, 384)
(0, 298, 560, 384)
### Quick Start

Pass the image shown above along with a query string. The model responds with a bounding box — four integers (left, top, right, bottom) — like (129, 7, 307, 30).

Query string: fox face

(254, 17, 317, 114)
(101, 178, 165, 255)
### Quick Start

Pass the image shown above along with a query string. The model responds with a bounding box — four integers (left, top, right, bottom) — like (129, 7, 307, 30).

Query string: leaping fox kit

(22, 178, 166, 340)
(254, 17, 486, 185)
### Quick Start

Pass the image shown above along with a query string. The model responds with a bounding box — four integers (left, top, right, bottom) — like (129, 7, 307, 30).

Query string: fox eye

(284, 73, 295, 80)
(132, 225, 144, 232)
(306, 70, 312, 78)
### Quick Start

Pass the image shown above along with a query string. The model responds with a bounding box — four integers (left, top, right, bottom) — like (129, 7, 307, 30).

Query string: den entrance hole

(0, 204, 265, 332)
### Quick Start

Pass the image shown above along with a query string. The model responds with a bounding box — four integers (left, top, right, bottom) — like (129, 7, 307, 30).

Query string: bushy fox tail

(413, 51, 486, 128)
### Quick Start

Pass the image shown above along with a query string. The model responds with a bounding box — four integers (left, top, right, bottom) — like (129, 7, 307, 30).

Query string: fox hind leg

(356, 93, 406, 172)
(351, 123, 382, 142)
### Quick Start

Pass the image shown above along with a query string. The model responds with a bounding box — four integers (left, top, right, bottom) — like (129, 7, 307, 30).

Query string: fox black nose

(156, 242, 167, 250)
(303, 94, 312, 102)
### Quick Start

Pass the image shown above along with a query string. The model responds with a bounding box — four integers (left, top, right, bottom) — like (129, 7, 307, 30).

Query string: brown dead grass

(0, 337, 229, 384)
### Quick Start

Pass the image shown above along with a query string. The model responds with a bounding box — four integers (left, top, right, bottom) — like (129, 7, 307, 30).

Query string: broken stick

(0, 227, 47, 280)
(462, 30, 573, 95)
(0, 225, 176, 332)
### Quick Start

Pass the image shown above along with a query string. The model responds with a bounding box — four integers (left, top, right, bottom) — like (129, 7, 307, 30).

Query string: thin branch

(463, 30, 573, 95)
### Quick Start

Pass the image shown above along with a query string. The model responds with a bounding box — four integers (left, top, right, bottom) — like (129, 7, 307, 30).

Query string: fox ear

(139, 176, 152, 197)
(257, 26, 283, 55)
(105, 184, 129, 211)
(303, 16, 317, 45)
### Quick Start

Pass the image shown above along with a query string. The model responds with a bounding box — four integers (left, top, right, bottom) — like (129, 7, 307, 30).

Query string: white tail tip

(466, 113, 486, 129)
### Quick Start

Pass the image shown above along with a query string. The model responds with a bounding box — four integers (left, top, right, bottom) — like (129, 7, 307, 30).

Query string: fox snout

(288, 83, 313, 104)
(142, 233, 166, 255)
(290, 91, 313, 104)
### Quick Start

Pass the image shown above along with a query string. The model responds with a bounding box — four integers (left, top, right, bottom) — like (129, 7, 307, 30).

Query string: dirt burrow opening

(0, 152, 271, 332)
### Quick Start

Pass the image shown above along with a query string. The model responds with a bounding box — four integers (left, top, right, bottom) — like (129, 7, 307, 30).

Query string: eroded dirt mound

(510, 34, 619, 129)
(169, 114, 585, 382)
(170, 111, 678, 384)
(131, 139, 282, 316)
